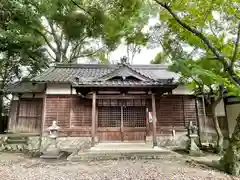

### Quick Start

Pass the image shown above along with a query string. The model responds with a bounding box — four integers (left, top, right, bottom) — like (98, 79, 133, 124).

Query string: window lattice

(98, 106, 121, 127)
(98, 105, 146, 128)
(123, 106, 146, 127)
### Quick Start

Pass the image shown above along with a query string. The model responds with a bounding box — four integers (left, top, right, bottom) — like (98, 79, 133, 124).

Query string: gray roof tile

(7, 64, 179, 93)
(32, 63, 179, 84)
(7, 82, 45, 93)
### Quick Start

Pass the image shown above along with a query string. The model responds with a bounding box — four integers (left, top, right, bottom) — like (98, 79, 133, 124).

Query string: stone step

(68, 150, 180, 161)
(3, 143, 26, 151)
(90, 142, 153, 151)
(90, 146, 164, 151)
(7, 137, 27, 144)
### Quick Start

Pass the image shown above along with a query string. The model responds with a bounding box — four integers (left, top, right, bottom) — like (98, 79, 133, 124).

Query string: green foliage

(151, 52, 168, 64)
(0, 0, 49, 91)
(149, 0, 240, 97)
(1, 0, 149, 63)
(170, 57, 228, 95)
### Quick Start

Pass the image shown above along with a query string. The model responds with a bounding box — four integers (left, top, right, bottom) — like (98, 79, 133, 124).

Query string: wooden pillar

(69, 86, 73, 128)
(91, 92, 96, 146)
(16, 94, 21, 126)
(95, 106, 98, 140)
(151, 93, 157, 147)
(41, 95, 47, 134)
(121, 105, 124, 141)
(146, 107, 150, 136)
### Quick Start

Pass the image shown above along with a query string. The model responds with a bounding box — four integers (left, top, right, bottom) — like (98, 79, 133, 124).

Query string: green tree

(0, 4, 48, 127)
(171, 58, 227, 152)
(152, 0, 240, 87)
(3, 0, 149, 63)
(150, 0, 240, 174)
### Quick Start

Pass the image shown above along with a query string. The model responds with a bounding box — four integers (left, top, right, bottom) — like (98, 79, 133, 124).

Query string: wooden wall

(148, 95, 198, 135)
(44, 95, 91, 136)
(9, 98, 42, 133)
(8, 94, 229, 139)
(148, 95, 228, 137)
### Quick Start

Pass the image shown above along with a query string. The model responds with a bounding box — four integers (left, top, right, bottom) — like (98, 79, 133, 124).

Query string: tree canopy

(1, 0, 149, 63)
(148, 0, 240, 157)
(151, 0, 240, 90)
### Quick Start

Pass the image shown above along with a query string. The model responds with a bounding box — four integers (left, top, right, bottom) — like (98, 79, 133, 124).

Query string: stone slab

(68, 142, 179, 161)
(68, 151, 179, 161)
(89, 142, 170, 152)
(40, 152, 64, 159)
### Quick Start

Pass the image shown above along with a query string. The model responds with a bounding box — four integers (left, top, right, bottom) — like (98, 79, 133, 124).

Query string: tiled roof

(71, 79, 174, 87)
(7, 81, 45, 93)
(7, 63, 179, 92)
(33, 63, 179, 84)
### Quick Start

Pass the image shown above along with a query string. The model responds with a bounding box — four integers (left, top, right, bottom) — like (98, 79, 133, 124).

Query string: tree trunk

(0, 93, 3, 133)
(222, 112, 240, 175)
(211, 103, 224, 153)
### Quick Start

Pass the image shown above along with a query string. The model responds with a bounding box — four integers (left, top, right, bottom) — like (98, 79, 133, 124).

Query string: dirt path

(0, 152, 239, 180)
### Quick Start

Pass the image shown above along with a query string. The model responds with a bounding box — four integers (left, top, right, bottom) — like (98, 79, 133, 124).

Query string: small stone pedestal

(40, 121, 63, 159)
(187, 121, 202, 156)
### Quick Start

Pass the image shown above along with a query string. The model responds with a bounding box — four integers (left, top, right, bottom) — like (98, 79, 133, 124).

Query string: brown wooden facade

(7, 63, 229, 146)
(9, 93, 229, 144)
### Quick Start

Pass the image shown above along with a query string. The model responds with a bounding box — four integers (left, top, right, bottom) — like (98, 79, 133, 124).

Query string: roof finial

(120, 56, 128, 64)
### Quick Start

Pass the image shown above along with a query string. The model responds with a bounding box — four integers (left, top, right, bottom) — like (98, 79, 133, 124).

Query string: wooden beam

(91, 91, 96, 146)
(86, 94, 151, 99)
(151, 93, 157, 147)
(97, 127, 121, 132)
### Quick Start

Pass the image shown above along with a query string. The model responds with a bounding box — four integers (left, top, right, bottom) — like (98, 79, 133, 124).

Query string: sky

(110, 45, 161, 64)
(109, 17, 161, 65)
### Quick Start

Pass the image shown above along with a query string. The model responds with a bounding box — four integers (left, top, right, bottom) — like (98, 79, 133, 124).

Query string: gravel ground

(0, 153, 239, 180)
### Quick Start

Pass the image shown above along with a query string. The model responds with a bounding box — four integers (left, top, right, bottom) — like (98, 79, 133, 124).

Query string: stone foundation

(0, 135, 91, 153)
(157, 134, 189, 148)
(41, 136, 91, 152)
(1, 133, 227, 153)
(146, 133, 189, 149)
(0, 134, 40, 152)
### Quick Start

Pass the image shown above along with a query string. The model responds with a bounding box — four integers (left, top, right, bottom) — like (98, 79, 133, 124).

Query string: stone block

(156, 133, 188, 148)
(27, 136, 41, 152)
(40, 136, 91, 153)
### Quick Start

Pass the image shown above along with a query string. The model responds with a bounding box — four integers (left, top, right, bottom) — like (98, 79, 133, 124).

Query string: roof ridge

(54, 63, 170, 70)
(55, 63, 117, 68)
(128, 64, 156, 81)
(96, 63, 156, 82)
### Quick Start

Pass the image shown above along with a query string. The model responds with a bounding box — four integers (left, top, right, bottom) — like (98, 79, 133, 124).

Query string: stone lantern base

(40, 121, 64, 159)
(40, 144, 63, 159)
(187, 134, 203, 156)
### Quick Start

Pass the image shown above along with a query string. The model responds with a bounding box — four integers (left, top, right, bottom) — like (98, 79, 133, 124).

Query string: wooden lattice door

(97, 105, 146, 142)
(98, 106, 121, 128)
(122, 106, 146, 141)
(98, 106, 122, 141)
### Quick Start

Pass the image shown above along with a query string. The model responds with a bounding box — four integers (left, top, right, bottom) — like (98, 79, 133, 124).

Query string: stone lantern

(40, 121, 63, 159)
(48, 121, 60, 139)
(187, 121, 202, 156)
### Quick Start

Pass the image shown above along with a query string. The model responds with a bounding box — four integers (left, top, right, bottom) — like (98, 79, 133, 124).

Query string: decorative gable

(100, 64, 155, 82)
